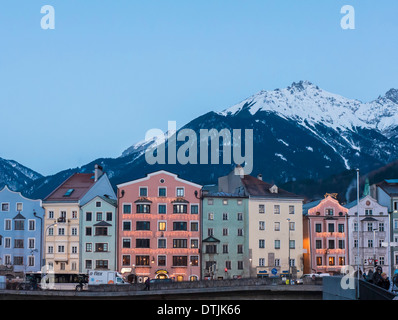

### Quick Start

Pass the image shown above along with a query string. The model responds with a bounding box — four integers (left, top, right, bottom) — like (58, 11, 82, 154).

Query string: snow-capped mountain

(0, 158, 43, 193)
(20, 81, 398, 200)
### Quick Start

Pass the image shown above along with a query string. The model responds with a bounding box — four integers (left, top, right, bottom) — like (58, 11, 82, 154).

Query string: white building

(346, 195, 391, 277)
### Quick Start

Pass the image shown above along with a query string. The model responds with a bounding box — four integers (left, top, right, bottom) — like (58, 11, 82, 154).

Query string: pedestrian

(144, 278, 151, 291)
(367, 269, 374, 283)
(392, 270, 398, 293)
(372, 266, 383, 287)
(379, 273, 391, 291)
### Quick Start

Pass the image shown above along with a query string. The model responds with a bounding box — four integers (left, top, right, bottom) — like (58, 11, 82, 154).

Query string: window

(223, 228, 228, 236)
(208, 212, 214, 220)
(176, 188, 185, 197)
(223, 199, 228, 205)
(259, 258, 265, 267)
(338, 240, 345, 249)
(316, 240, 322, 249)
(58, 245, 65, 253)
(1, 203, 9, 212)
(173, 204, 187, 214)
(71, 246, 78, 254)
(14, 239, 24, 248)
(14, 257, 24, 266)
(106, 212, 112, 221)
(158, 256, 166, 266)
(225, 261, 232, 270)
(379, 223, 385, 232)
(158, 205, 167, 214)
(328, 240, 335, 249)
(259, 221, 265, 230)
(71, 228, 78, 236)
(122, 256, 130, 266)
(95, 227, 108, 236)
(237, 213, 243, 221)
(338, 224, 345, 233)
(207, 199, 214, 205)
(237, 244, 243, 254)
(96, 212, 103, 221)
(191, 239, 199, 249)
(64, 189, 74, 197)
(190, 222, 199, 232)
(5, 219, 11, 230)
(367, 223, 374, 232)
(289, 240, 295, 249)
(316, 257, 322, 266)
(122, 239, 131, 248)
(289, 206, 295, 214)
(191, 256, 199, 267)
(173, 222, 187, 231)
(49, 211, 54, 219)
(16, 203, 23, 212)
(206, 245, 217, 254)
(274, 205, 280, 215)
(72, 211, 77, 219)
(94, 243, 108, 252)
(173, 256, 188, 267)
(329, 257, 335, 266)
(191, 205, 199, 214)
(136, 239, 150, 248)
(328, 224, 335, 233)
(237, 200, 242, 206)
(173, 239, 187, 248)
(222, 244, 228, 254)
(86, 243, 92, 252)
(14, 220, 24, 231)
(289, 222, 295, 231)
(365, 209, 373, 216)
(368, 240, 373, 248)
(86, 212, 92, 221)
(223, 213, 228, 221)
(274, 240, 281, 249)
(136, 256, 150, 266)
(259, 240, 265, 248)
(58, 228, 65, 236)
(96, 201, 102, 208)
(158, 187, 166, 197)
(315, 224, 322, 233)
(326, 208, 334, 216)
(158, 239, 166, 248)
(123, 221, 131, 231)
(158, 222, 166, 231)
(123, 204, 132, 214)
(136, 221, 150, 230)
(139, 187, 148, 197)
(259, 205, 265, 214)
(96, 260, 109, 270)
(136, 204, 150, 214)
(274, 222, 280, 231)
(237, 229, 244, 236)
(48, 246, 54, 254)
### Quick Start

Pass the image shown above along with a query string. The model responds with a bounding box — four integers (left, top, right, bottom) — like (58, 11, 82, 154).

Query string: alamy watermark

(144, 121, 254, 175)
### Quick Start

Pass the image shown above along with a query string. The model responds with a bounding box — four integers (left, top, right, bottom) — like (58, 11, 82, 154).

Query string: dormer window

(269, 185, 278, 194)
(326, 208, 334, 216)
(64, 189, 75, 197)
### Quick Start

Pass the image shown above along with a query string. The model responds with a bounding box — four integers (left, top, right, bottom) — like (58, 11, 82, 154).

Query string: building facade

(345, 195, 390, 277)
(117, 170, 202, 282)
(303, 195, 349, 275)
(43, 165, 116, 274)
(80, 196, 117, 273)
(371, 179, 398, 274)
(202, 193, 249, 279)
(219, 169, 304, 279)
(0, 186, 45, 274)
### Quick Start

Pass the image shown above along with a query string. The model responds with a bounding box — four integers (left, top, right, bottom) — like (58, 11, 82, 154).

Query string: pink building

(303, 195, 349, 275)
(117, 170, 202, 283)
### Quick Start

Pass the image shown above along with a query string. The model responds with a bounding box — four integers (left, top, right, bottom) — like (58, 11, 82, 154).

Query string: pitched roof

(240, 175, 303, 199)
(44, 173, 96, 202)
(376, 180, 398, 197)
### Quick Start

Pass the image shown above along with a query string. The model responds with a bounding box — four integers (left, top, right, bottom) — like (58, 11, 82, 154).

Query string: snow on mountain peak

(219, 81, 398, 134)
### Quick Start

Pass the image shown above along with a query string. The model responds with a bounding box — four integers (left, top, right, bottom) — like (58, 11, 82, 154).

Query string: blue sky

(1, 0, 397, 175)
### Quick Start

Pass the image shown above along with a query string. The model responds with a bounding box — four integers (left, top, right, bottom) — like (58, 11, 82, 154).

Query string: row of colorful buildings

(1, 165, 398, 282)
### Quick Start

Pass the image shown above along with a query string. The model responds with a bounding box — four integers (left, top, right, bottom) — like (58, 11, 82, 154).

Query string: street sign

(271, 268, 278, 275)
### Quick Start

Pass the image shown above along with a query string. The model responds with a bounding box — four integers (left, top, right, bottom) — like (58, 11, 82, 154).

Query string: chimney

(257, 174, 263, 181)
(234, 165, 245, 178)
(94, 164, 104, 182)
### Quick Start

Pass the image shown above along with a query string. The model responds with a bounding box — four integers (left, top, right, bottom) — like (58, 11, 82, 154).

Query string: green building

(202, 192, 249, 279)
(80, 196, 117, 273)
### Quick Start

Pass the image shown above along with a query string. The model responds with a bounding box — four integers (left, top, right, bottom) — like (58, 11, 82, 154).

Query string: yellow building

(219, 170, 304, 280)
(43, 166, 116, 275)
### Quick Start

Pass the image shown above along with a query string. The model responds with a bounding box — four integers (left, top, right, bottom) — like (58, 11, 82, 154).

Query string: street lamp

(287, 218, 291, 285)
